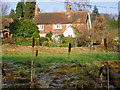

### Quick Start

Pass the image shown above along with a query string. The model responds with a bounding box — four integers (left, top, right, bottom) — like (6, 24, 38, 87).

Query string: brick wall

(38, 23, 87, 35)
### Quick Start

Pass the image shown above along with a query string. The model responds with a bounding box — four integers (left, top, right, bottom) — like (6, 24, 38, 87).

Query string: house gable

(63, 26, 76, 37)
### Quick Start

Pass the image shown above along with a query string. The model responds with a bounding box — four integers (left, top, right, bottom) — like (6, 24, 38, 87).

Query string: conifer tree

(24, 0, 36, 19)
(15, 0, 25, 19)
(92, 5, 100, 21)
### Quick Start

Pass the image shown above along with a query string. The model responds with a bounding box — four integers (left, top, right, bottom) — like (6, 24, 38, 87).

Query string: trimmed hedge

(62, 37, 76, 47)
(16, 37, 49, 46)
(42, 41, 57, 47)
(16, 38, 40, 46)
(59, 43, 68, 47)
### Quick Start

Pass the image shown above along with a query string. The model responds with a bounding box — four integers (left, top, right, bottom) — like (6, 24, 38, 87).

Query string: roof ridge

(72, 10, 89, 13)
(37, 10, 89, 14)
(38, 12, 65, 14)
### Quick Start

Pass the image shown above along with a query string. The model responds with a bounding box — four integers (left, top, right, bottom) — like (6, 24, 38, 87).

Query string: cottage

(33, 4, 92, 38)
(0, 17, 13, 38)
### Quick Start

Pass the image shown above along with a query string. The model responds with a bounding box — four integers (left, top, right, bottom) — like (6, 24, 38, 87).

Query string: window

(66, 24, 72, 29)
(38, 25, 44, 30)
(68, 35, 72, 37)
(53, 24, 62, 29)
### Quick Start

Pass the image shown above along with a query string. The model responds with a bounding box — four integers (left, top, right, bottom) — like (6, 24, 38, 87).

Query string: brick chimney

(35, 5, 40, 16)
(66, 4, 72, 21)
(66, 4, 71, 12)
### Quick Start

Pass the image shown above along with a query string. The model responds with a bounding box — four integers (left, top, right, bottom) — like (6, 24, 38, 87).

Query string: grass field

(2, 44, 120, 63)
(2, 53, 120, 64)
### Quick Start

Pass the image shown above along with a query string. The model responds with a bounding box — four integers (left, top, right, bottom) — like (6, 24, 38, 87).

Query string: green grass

(2, 52, 120, 64)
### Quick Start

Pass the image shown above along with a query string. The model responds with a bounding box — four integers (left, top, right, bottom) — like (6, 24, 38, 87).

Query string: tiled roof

(33, 11, 89, 24)
(2, 17, 13, 29)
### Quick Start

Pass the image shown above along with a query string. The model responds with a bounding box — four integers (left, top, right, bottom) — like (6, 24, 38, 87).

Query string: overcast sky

(1, 0, 119, 15)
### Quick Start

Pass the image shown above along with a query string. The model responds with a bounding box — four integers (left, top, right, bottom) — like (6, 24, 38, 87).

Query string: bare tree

(65, 0, 91, 11)
(0, 3, 10, 16)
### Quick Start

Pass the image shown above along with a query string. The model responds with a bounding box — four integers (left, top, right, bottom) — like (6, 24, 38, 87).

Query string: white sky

(0, 0, 120, 2)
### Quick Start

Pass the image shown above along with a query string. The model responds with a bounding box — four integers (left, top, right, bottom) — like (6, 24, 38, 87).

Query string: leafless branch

(65, 0, 91, 11)
(0, 3, 10, 16)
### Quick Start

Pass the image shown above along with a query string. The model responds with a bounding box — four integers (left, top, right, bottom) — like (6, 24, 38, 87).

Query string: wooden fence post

(30, 37, 35, 89)
(99, 64, 104, 88)
(68, 43, 71, 60)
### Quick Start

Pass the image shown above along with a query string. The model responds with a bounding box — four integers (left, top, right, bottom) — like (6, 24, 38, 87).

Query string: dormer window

(38, 25, 44, 30)
(53, 24, 62, 29)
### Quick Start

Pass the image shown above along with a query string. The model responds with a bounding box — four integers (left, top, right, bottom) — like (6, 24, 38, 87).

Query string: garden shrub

(93, 41, 100, 45)
(95, 43, 119, 52)
(48, 41, 57, 47)
(2, 38, 16, 44)
(77, 37, 90, 47)
(45, 31, 52, 40)
(16, 38, 40, 46)
(35, 39, 41, 46)
(39, 37, 48, 45)
(42, 41, 49, 47)
(77, 40, 90, 47)
(32, 31, 40, 38)
(62, 37, 76, 47)
(59, 43, 68, 47)
(16, 38, 32, 46)
(42, 41, 57, 47)
(107, 44, 119, 52)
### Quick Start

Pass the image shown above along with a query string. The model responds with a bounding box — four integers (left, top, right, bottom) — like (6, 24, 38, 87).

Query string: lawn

(2, 52, 120, 64)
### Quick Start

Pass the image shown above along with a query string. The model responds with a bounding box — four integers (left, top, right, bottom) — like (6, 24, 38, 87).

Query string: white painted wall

(38, 25, 44, 30)
(63, 26, 76, 37)
(40, 34, 46, 37)
(39, 26, 76, 38)
(0, 32, 3, 37)
(88, 13, 92, 30)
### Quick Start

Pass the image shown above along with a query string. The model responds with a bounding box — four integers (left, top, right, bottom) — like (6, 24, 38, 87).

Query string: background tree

(0, 3, 9, 16)
(106, 17, 118, 29)
(32, 31, 39, 38)
(92, 16, 107, 44)
(15, 1, 25, 19)
(118, 11, 120, 28)
(10, 19, 38, 38)
(0, 3, 11, 29)
(24, 0, 36, 19)
(92, 5, 100, 21)
(8, 9, 15, 19)
(10, 19, 20, 37)
(74, 27, 90, 47)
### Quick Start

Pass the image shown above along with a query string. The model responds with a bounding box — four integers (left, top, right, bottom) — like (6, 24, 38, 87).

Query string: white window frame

(38, 25, 44, 30)
(66, 24, 72, 29)
(53, 24, 62, 29)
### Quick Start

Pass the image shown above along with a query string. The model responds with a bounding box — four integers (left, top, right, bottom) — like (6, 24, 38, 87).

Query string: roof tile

(33, 11, 88, 24)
